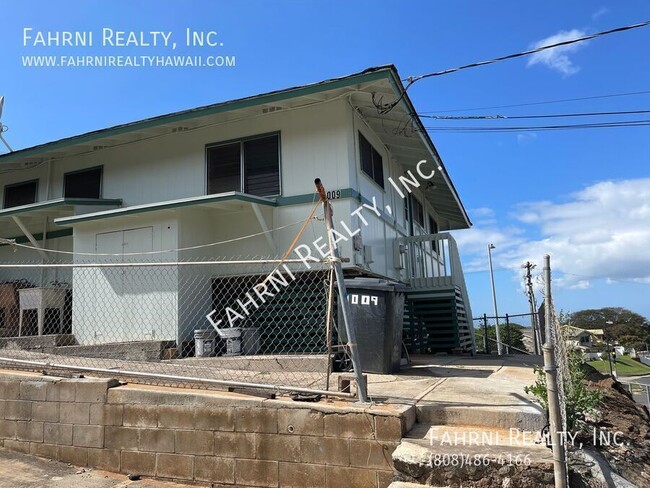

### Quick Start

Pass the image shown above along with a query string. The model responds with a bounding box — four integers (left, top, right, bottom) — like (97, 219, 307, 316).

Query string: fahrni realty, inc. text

(23, 28, 222, 48)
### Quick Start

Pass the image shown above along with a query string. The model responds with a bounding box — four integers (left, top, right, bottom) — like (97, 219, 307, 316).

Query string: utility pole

(524, 261, 542, 354)
(487, 244, 502, 355)
(542, 255, 568, 488)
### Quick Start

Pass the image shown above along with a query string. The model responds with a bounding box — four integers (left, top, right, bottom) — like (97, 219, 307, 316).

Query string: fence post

(542, 254, 568, 488)
(646, 385, 650, 409)
(505, 313, 511, 354)
(315, 178, 368, 403)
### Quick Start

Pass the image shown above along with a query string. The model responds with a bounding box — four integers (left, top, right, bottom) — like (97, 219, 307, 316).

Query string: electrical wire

(373, 20, 650, 115)
(420, 109, 650, 120)
(0, 217, 312, 257)
(425, 119, 650, 132)
(421, 90, 650, 114)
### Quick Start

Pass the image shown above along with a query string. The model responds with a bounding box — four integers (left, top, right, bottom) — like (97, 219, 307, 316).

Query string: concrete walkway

(366, 354, 546, 431)
(0, 448, 194, 488)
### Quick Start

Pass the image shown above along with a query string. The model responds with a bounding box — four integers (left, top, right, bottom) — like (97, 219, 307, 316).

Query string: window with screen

(429, 215, 439, 251)
(428, 215, 439, 234)
(359, 133, 384, 189)
(3, 180, 38, 209)
(207, 134, 280, 197)
(64, 167, 102, 198)
(413, 197, 424, 228)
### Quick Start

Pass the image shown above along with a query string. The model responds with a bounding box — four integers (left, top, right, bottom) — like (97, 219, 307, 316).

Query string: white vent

(262, 106, 283, 114)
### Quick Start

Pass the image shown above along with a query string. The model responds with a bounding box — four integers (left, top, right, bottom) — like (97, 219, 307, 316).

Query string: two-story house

(0, 65, 474, 355)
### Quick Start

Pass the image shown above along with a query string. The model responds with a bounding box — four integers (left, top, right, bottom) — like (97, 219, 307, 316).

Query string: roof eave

(0, 66, 396, 165)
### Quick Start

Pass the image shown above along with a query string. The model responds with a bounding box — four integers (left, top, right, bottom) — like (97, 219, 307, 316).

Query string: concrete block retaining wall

(0, 370, 414, 487)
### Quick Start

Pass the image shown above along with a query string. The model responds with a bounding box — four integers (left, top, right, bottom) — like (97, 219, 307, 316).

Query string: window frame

(205, 132, 282, 197)
(358, 132, 385, 190)
(412, 196, 425, 230)
(63, 165, 104, 199)
(3, 179, 39, 209)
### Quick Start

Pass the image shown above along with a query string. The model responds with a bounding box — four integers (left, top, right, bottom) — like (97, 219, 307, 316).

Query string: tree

(569, 308, 649, 343)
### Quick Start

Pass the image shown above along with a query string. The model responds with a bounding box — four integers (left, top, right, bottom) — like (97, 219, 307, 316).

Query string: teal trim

(14, 228, 73, 244)
(0, 198, 122, 217)
(274, 188, 360, 206)
(0, 228, 73, 246)
(275, 188, 406, 232)
(205, 131, 281, 149)
(54, 192, 275, 225)
(0, 68, 394, 165)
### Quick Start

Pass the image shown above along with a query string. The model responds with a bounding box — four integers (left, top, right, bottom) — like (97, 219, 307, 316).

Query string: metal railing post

(315, 178, 368, 403)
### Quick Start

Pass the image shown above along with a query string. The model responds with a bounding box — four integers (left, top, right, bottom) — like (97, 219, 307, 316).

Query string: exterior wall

(0, 370, 413, 487)
(0, 99, 352, 209)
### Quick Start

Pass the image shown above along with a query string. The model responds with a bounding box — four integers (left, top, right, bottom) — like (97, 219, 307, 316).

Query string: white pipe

(0, 356, 355, 399)
(0, 258, 328, 269)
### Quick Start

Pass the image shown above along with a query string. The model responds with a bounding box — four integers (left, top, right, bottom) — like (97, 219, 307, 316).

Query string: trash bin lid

(342, 277, 406, 292)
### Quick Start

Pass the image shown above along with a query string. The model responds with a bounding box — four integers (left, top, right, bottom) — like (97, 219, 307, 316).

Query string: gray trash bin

(194, 329, 217, 357)
(337, 278, 406, 374)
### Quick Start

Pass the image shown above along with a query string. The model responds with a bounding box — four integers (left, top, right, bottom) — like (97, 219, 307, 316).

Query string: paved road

(619, 375, 650, 409)
(0, 448, 196, 488)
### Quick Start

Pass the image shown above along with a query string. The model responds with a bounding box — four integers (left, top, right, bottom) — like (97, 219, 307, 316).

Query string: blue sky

(1, 1, 649, 321)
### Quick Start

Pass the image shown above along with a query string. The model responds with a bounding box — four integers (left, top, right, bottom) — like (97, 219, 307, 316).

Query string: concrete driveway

(0, 448, 197, 488)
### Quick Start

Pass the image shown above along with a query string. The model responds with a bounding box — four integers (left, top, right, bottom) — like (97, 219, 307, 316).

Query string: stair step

(388, 482, 449, 488)
(405, 424, 552, 458)
(415, 403, 545, 431)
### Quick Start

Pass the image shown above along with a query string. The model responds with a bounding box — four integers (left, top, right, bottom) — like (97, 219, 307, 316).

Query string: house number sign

(348, 294, 379, 306)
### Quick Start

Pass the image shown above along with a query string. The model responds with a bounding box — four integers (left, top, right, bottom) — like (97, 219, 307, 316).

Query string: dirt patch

(575, 368, 650, 486)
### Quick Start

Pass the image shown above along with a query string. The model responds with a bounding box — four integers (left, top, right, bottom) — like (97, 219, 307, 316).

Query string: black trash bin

(337, 278, 406, 374)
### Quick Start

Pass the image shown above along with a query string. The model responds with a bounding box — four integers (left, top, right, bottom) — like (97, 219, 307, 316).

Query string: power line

(425, 119, 650, 132)
(410, 20, 650, 82)
(421, 90, 650, 114)
(420, 109, 650, 120)
(373, 20, 650, 114)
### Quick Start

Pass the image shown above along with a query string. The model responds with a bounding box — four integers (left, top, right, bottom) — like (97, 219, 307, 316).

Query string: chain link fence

(0, 256, 354, 397)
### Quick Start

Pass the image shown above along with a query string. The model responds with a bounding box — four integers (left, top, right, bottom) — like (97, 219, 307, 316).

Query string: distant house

(586, 329, 605, 342)
(0, 65, 475, 355)
(564, 326, 596, 349)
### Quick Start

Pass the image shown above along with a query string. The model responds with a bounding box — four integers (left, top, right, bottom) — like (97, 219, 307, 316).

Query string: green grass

(586, 355, 650, 377)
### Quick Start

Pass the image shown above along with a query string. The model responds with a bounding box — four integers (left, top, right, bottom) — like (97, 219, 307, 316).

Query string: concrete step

(415, 402, 546, 432)
(393, 423, 555, 486)
(388, 482, 449, 488)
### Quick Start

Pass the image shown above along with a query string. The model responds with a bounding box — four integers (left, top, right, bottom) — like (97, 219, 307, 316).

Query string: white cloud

(456, 179, 650, 288)
(527, 29, 587, 76)
(517, 133, 537, 145)
(592, 7, 609, 20)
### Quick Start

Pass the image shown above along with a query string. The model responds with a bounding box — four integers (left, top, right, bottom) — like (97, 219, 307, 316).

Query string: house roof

(0, 198, 122, 244)
(564, 325, 597, 339)
(586, 329, 605, 335)
(0, 65, 471, 229)
(54, 192, 274, 226)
